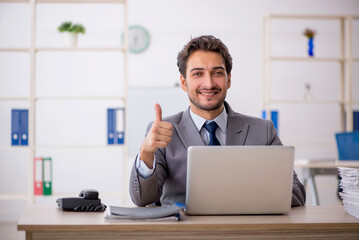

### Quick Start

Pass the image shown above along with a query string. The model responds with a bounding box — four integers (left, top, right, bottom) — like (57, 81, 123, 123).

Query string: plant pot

(65, 33, 78, 47)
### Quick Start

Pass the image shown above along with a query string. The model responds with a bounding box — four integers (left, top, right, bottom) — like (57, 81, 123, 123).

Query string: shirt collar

(189, 107, 227, 133)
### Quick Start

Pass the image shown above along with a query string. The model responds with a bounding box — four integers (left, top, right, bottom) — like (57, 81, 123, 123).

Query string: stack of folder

(339, 167, 359, 219)
(104, 205, 183, 221)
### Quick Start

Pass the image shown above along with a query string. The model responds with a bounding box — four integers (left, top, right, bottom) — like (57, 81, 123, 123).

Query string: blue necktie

(204, 121, 221, 146)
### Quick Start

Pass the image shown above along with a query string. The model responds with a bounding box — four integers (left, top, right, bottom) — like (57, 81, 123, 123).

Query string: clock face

(127, 25, 150, 54)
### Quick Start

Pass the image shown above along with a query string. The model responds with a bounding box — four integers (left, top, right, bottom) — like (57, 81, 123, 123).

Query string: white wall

(0, 0, 358, 223)
(126, 0, 358, 209)
(127, 0, 359, 158)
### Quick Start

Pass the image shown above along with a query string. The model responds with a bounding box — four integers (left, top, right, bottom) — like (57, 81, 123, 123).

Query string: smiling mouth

(198, 89, 220, 97)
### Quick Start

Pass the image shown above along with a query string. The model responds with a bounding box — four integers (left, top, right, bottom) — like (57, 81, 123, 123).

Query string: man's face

(180, 50, 231, 118)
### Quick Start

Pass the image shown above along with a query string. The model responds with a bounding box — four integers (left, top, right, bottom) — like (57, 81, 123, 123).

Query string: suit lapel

(226, 118, 249, 145)
(225, 102, 249, 145)
(173, 103, 250, 147)
(173, 108, 205, 149)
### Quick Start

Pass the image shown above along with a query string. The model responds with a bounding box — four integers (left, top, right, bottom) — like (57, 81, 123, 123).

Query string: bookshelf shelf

(0, 146, 30, 150)
(0, 0, 126, 3)
(0, 194, 28, 200)
(0, 48, 30, 52)
(36, 47, 126, 52)
(268, 14, 347, 20)
(36, 0, 126, 3)
(0, 0, 129, 206)
(0, 97, 30, 101)
(266, 56, 345, 62)
(262, 14, 358, 161)
(267, 99, 345, 105)
(263, 14, 357, 133)
(0, 0, 29, 2)
(34, 145, 124, 149)
(35, 96, 126, 100)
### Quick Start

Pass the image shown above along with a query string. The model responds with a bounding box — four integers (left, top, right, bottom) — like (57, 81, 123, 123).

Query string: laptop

(185, 146, 294, 215)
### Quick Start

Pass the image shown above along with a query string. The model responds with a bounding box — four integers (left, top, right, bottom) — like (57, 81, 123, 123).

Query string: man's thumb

(154, 103, 162, 122)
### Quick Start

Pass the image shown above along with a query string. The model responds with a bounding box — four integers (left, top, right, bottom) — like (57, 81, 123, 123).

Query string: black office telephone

(56, 189, 106, 212)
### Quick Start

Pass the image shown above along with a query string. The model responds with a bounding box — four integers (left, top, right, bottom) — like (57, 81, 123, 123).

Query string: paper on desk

(338, 167, 359, 219)
(104, 205, 183, 221)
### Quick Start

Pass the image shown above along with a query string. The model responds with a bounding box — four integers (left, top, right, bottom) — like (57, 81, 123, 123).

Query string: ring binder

(34, 157, 43, 195)
(262, 110, 279, 132)
(20, 110, 28, 146)
(107, 109, 116, 144)
(107, 108, 125, 145)
(11, 109, 28, 146)
(43, 157, 52, 195)
(11, 110, 20, 146)
(116, 108, 125, 144)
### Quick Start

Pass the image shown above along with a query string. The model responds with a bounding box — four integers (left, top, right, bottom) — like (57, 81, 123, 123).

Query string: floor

(0, 224, 24, 240)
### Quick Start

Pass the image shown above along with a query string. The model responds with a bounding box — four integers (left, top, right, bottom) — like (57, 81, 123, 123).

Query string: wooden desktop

(18, 205, 359, 240)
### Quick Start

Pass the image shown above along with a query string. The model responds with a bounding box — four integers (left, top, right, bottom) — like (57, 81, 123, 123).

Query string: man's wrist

(140, 149, 155, 169)
(136, 154, 156, 178)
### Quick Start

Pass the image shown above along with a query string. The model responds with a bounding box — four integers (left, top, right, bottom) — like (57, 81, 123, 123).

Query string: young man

(129, 35, 306, 207)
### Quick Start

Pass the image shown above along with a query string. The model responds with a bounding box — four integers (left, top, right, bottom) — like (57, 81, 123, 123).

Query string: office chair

(335, 131, 359, 160)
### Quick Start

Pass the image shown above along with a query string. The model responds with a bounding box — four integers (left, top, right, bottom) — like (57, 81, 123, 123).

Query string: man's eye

(193, 72, 201, 76)
(213, 71, 224, 75)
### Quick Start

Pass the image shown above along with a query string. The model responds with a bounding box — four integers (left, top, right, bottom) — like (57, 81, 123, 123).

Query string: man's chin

(194, 101, 223, 112)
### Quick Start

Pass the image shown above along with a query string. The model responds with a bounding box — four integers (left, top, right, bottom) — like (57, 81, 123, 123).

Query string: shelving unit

(0, 0, 128, 205)
(262, 14, 358, 157)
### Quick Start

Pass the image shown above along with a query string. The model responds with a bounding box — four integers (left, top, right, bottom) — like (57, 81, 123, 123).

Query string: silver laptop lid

(185, 146, 294, 215)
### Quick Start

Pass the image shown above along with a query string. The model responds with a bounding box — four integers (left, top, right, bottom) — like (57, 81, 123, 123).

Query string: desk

(18, 205, 359, 240)
(295, 160, 359, 206)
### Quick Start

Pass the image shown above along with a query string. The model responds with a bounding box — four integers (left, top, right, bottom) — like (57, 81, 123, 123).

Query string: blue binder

(115, 108, 125, 144)
(20, 110, 29, 145)
(11, 109, 28, 146)
(107, 109, 116, 144)
(271, 111, 279, 132)
(11, 110, 20, 146)
(354, 111, 359, 131)
(335, 132, 359, 160)
(262, 110, 279, 132)
(262, 110, 266, 119)
(107, 108, 125, 145)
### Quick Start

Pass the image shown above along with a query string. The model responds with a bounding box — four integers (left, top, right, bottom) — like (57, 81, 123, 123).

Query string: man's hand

(140, 103, 173, 169)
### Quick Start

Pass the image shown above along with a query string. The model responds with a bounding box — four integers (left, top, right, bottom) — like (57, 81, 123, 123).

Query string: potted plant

(58, 21, 86, 47)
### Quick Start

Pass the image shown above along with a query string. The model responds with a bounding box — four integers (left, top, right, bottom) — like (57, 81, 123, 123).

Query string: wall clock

(126, 25, 150, 54)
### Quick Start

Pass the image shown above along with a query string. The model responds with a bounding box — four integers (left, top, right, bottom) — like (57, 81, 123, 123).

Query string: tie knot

(204, 121, 218, 133)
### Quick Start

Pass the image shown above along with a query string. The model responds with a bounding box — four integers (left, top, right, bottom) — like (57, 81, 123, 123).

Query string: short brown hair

(177, 35, 232, 78)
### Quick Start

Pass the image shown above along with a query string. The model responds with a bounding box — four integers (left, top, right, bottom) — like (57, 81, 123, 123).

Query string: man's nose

(203, 73, 215, 88)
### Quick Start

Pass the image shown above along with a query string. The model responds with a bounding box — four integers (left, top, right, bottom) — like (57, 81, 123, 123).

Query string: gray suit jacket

(130, 102, 306, 207)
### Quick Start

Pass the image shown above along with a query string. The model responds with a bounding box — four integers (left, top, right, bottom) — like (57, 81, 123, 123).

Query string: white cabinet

(0, 0, 128, 210)
(262, 14, 358, 158)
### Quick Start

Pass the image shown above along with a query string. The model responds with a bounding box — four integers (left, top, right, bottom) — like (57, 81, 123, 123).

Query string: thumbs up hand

(140, 103, 173, 169)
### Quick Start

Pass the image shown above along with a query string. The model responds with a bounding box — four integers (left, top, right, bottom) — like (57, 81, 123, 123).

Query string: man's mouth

(198, 89, 220, 97)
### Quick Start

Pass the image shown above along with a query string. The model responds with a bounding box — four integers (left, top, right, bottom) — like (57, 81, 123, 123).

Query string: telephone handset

(56, 189, 106, 212)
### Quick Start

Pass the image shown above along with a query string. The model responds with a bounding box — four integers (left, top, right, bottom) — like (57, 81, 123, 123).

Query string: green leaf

(58, 22, 72, 32)
(58, 22, 86, 34)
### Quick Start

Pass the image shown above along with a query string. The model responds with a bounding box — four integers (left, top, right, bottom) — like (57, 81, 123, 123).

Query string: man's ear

(227, 73, 231, 89)
(180, 75, 187, 92)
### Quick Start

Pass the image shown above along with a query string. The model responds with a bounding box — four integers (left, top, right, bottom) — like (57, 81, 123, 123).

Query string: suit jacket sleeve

(129, 123, 167, 206)
(267, 120, 306, 207)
